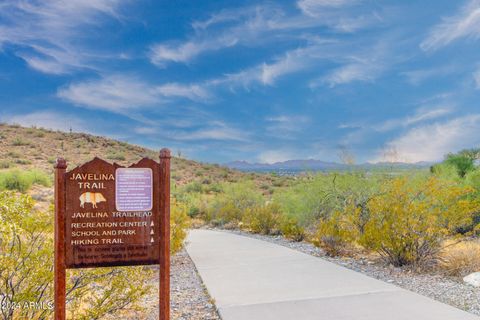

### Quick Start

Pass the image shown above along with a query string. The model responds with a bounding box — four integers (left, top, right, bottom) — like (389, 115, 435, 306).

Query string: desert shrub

(26, 169, 51, 187)
(204, 183, 223, 193)
(439, 241, 480, 277)
(445, 153, 475, 178)
(174, 190, 210, 220)
(465, 169, 480, 190)
(206, 181, 263, 225)
(242, 203, 281, 235)
(6, 151, 20, 158)
(183, 181, 203, 193)
(170, 200, 191, 254)
(0, 192, 154, 320)
(11, 137, 29, 146)
(188, 206, 200, 218)
(279, 215, 305, 241)
(316, 211, 356, 256)
(357, 177, 480, 267)
(431, 163, 460, 181)
(274, 172, 381, 230)
(106, 151, 126, 161)
(0, 160, 10, 169)
(15, 159, 31, 165)
(0, 169, 51, 192)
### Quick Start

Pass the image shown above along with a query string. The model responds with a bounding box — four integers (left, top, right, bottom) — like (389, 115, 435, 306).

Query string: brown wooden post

(159, 149, 171, 320)
(54, 158, 67, 320)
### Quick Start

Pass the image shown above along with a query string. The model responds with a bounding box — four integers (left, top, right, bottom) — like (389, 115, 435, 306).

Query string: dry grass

(0, 123, 287, 192)
(439, 240, 480, 277)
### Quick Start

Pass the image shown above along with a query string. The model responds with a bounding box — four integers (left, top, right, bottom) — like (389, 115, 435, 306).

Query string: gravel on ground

(118, 247, 220, 320)
(220, 228, 480, 317)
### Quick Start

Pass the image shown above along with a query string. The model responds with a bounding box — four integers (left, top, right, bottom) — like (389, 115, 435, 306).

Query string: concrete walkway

(186, 229, 479, 320)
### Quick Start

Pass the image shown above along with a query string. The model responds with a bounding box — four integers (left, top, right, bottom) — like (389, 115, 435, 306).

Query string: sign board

(65, 158, 160, 268)
(116, 168, 153, 212)
(54, 150, 171, 320)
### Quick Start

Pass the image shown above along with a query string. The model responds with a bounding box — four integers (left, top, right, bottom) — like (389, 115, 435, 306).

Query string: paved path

(186, 229, 479, 320)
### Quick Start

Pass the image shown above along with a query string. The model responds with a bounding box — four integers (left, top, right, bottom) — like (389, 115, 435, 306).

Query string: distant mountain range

(226, 159, 434, 173)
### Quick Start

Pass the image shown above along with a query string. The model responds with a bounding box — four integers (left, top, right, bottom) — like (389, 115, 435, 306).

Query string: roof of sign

(65, 156, 160, 174)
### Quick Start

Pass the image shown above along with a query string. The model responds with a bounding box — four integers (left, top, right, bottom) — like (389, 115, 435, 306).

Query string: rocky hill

(0, 123, 279, 197)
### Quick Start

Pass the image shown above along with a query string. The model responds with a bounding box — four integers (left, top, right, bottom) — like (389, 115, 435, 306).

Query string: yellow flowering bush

(242, 203, 281, 235)
(358, 177, 480, 266)
(0, 191, 191, 319)
(170, 199, 191, 254)
(316, 210, 357, 256)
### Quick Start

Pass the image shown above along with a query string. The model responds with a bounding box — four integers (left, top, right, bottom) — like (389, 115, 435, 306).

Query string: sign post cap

(159, 148, 171, 158)
(54, 158, 67, 169)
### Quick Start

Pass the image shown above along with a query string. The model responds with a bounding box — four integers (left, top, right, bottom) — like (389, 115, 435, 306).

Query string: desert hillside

(0, 123, 264, 187)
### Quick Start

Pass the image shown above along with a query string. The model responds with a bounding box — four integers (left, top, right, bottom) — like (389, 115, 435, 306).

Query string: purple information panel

(115, 168, 153, 211)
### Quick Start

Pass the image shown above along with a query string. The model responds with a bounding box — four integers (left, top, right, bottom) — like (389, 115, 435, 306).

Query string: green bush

(315, 210, 355, 256)
(279, 215, 305, 241)
(206, 181, 263, 225)
(431, 163, 460, 181)
(0, 169, 51, 192)
(15, 159, 32, 165)
(242, 203, 281, 235)
(106, 151, 126, 161)
(445, 154, 475, 177)
(0, 191, 154, 319)
(170, 201, 191, 254)
(465, 169, 480, 191)
(0, 160, 10, 169)
(183, 181, 203, 193)
(11, 137, 29, 146)
(354, 177, 479, 266)
(274, 172, 381, 230)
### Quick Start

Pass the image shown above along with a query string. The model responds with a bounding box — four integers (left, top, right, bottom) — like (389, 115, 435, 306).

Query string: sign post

(54, 158, 67, 320)
(159, 149, 171, 320)
(54, 149, 171, 319)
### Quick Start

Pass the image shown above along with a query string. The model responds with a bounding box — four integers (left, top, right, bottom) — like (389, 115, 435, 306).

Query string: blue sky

(1, 0, 480, 164)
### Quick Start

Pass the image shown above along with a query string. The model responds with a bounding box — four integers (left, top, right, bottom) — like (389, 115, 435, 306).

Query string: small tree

(358, 177, 480, 267)
(242, 203, 281, 235)
(0, 192, 157, 320)
(445, 154, 475, 178)
(206, 181, 263, 225)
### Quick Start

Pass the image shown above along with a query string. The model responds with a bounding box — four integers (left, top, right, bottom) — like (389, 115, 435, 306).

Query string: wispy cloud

(402, 65, 457, 85)
(155, 83, 211, 101)
(311, 41, 390, 87)
(373, 114, 480, 162)
(149, 2, 381, 66)
(57, 75, 212, 112)
(265, 115, 311, 139)
(173, 122, 250, 142)
(214, 46, 318, 88)
(374, 105, 454, 132)
(150, 37, 237, 67)
(421, 0, 480, 51)
(57, 75, 160, 112)
(0, 0, 125, 74)
(319, 60, 381, 87)
(297, 0, 360, 16)
(473, 67, 480, 88)
(0, 110, 89, 133)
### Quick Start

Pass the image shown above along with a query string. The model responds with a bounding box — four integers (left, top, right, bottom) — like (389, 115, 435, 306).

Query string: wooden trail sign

(54, 149, 171, 320)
